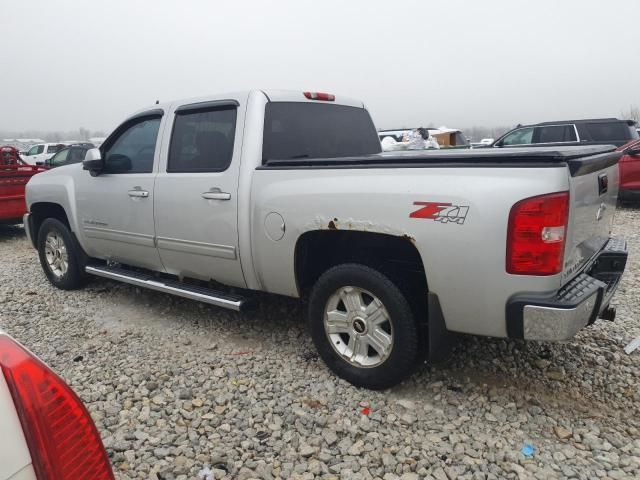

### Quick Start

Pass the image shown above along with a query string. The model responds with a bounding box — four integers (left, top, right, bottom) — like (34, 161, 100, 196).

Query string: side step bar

(85, 264, 248, 311)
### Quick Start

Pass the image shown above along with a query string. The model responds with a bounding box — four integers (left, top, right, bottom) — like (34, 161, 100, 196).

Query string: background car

(378, 127, 469, 148)
(618, 139, 640, 203)
(20, 143, 65, 165)
(0, 331, 114, 480)
(492, 118, 639, 148)
(44, 143, 94, 169)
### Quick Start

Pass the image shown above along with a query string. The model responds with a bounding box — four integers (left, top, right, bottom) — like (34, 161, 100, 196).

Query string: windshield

(262, 102, 381, 162)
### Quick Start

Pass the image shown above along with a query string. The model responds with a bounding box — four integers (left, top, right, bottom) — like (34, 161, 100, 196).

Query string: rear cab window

(262, 102, 381, 162)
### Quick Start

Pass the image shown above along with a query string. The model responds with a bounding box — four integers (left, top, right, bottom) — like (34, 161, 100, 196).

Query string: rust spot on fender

(307, 216, 409, 237)
(402, 233, 416, 244)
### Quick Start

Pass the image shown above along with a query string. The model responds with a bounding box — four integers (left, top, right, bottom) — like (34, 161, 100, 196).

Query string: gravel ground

(1, 208, 639, 480)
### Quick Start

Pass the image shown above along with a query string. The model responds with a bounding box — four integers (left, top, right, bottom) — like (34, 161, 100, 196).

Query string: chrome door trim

(83, 226, 156, 247)
(156, 236, 237, 259)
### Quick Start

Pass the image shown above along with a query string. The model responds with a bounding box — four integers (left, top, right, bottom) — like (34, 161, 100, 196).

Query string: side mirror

(82, 148, 103, 173)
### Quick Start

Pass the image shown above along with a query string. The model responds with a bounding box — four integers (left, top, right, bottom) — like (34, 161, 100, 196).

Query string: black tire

(37, 218, 88, 290)
(308, 263, 419, 390)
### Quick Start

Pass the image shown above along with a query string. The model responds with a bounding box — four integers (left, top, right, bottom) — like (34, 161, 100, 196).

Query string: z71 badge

(410, 202, 469, 225)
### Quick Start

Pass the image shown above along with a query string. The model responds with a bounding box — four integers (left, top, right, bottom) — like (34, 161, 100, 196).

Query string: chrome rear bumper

(507, 237, 627, 341)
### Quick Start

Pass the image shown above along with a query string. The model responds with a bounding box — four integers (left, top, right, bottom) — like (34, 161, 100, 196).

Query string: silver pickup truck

(24, 90, 628, 389)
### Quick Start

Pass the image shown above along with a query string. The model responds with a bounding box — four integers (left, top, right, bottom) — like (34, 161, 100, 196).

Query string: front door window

(103, 117, 161, 173)
(501, 127, 534, 146)
(50, 148, 69, 167)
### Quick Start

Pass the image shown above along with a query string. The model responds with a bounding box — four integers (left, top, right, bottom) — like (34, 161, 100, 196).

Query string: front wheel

(37, 218, 88, 290)
(308, 263, 420, 390)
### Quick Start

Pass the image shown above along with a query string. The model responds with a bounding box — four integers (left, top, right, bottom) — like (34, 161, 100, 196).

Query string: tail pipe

(600, 305, 616, 322)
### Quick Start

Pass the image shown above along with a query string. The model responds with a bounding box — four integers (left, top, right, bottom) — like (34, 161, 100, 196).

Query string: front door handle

(128, 189, 149, 198)
(202, 189, 231, 201)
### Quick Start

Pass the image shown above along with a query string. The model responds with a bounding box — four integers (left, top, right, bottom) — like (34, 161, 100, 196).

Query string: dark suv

(493, 118, 639, 148)
(44, 143, 94, 168)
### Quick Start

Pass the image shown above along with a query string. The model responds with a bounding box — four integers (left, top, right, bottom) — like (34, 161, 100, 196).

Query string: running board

(85, 264, 248, 311)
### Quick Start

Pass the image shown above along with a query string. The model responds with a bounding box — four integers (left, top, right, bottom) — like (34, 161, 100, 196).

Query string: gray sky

(2, 0, 639, 132)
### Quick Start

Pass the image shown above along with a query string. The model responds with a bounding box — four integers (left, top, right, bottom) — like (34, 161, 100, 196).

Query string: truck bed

(262, 145, 621, 177)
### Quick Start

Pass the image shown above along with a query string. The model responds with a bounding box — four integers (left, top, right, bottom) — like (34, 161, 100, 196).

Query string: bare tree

(0, 127, 108, 143)
(464, 125, 513, 142)
(621, 105, 640, 122)
(78, 127, 90, 140)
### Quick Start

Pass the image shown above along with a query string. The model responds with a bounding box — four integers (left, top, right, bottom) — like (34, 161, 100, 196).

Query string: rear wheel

(37, 218, 87, 290)
(308, 263, 419, 389)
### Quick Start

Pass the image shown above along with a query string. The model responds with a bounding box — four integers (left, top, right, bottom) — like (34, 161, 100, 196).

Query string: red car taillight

(0, 336, 114, 480)
(506, 191, 569, 276)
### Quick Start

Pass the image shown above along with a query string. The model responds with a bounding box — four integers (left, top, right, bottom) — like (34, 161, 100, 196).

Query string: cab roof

(131, 89, 365, 119)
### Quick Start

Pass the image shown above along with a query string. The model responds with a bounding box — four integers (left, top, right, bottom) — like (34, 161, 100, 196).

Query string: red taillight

(303, 91, 335, 101)
(506, 191, 569, 276)
(0, 336, 114, 480)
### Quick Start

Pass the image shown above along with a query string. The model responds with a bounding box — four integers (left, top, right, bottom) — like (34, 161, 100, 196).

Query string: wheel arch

(29, 202, 71, 247)
(293, 229, 455, 362)
(294, 229, 428, 312)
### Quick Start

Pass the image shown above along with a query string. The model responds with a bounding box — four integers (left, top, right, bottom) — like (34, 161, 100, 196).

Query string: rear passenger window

(47, 145, 62, 153)
(585, 122, 633, 141)
(168, 107, 237, 173)
(68, 148, 86, 163)
(536, 125, 576, 143)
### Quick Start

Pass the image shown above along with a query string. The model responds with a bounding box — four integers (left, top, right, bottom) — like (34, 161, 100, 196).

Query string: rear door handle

(202, 190, 231, 201)
(128, 189, 149, 198)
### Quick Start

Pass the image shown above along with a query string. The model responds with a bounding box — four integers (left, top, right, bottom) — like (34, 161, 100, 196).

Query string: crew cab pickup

(23, 90, 628, 389)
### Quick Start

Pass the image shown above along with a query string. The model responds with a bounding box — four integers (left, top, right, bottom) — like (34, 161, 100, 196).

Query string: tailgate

(562, 151, 620, 283)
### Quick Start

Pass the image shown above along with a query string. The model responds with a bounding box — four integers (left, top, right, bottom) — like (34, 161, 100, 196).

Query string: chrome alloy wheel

(44, 231, 68, 278)
(324, 286, 393, 367)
